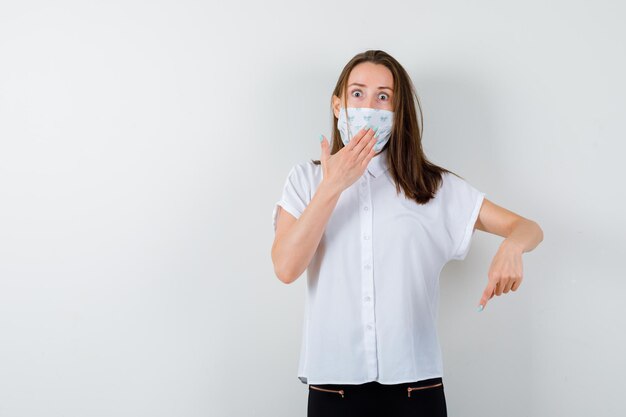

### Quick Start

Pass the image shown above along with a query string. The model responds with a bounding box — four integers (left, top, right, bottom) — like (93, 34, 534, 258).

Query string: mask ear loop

(342, 88, 351, 148)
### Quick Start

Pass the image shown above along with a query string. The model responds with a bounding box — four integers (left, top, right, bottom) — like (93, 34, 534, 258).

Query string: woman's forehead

(348, 62, 394, 88)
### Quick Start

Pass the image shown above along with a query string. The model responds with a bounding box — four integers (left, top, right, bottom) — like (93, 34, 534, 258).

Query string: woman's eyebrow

(348, 82, 393, 91)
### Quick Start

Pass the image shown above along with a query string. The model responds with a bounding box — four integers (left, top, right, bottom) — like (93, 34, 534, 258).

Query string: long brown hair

(311, 49, 459, 205)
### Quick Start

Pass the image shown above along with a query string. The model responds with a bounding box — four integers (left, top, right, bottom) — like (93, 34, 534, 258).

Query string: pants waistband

(310, 377, 443, 390)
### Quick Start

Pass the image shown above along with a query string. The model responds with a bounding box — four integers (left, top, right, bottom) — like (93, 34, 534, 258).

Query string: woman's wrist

(500, 237, 525, 254)
(317, 179, 344, 200)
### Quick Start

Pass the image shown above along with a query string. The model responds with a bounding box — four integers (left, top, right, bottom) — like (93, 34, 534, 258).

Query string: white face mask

(337, 107, 394, 152)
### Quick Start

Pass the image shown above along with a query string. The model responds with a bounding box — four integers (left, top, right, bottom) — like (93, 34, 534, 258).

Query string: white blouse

(272, 148, 485, 385)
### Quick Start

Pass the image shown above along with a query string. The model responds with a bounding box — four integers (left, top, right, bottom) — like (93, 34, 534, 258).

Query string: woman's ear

(332, 95, 341, 119)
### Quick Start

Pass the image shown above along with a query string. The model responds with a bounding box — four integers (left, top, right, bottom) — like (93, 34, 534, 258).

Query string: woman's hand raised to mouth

(319, 126, 379, 194)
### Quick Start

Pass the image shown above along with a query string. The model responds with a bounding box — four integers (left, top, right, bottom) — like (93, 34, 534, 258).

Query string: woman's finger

(359, 132, 378, 165)
(503, 278, 515, 293)
(320, 134, 329, 164)
(361, 139, 378, 169)
(344, 127, 370, 152)
(354, 127, 376, 156)
(478, 281, 497, 310)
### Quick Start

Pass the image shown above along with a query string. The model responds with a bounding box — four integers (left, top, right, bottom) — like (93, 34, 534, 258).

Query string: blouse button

(363, 206, 369, 211)
(364, 264, 371, 269)
(364, 235, 370, 240)
(364, 296, 371, 302)
(366, 324, 373, 330)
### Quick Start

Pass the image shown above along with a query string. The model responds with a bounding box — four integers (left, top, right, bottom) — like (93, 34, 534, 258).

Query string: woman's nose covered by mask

(337, 107, 394, 152)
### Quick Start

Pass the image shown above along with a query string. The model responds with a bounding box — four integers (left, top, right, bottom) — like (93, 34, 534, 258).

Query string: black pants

(307, 377, 447, 417)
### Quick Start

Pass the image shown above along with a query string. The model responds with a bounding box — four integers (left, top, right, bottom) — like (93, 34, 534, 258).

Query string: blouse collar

(367, 148, 390, 178)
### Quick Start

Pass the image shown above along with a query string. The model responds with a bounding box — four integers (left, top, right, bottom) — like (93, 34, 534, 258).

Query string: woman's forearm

(501, 219, 544, 254)
(273, 180, 343, 284)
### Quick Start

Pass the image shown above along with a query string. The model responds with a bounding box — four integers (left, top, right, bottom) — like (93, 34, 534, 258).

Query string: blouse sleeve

(445, 173, 486, 261)
(272, 163, 310, 233)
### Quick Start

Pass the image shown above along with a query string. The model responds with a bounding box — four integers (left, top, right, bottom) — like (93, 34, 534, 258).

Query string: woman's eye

(350, 90, 389, 100)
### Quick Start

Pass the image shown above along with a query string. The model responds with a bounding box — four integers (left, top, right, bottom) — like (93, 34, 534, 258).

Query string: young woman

(271, 49, 543, 417)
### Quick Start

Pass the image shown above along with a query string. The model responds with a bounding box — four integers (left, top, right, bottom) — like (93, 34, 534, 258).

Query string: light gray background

(1, 1, 624, 416)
